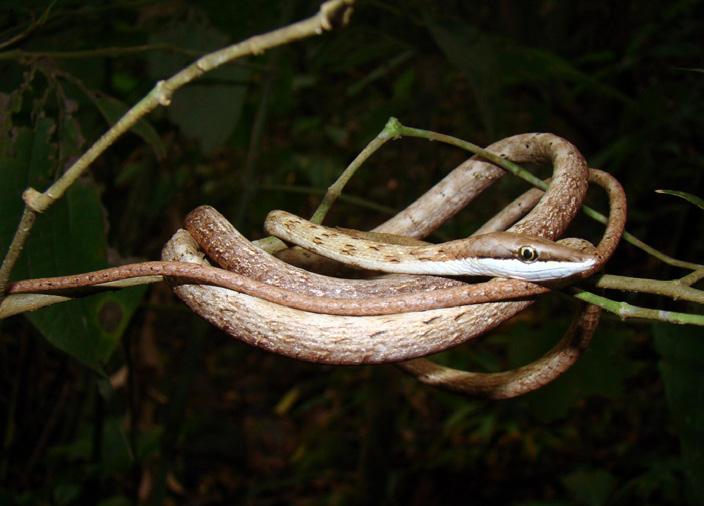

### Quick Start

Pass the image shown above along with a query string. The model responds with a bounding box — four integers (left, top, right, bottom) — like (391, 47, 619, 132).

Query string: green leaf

(21, 117, 57, 188)
(424, 19, 500, 136)
(20, 181, 146, 371)
(292, 154, 340, 189)
(562, 469, 616, 506)
(58, 112, 86, 163)
(654, 323, 704, 504)
(52, 483, 81, 506)
(93, 95, 166, 159)
(424, 18, 632, 137)
(492, 315, 636, 421)
(0, 122, 146, 372)
(612, 459, 682, 504)
(655, 189, 704, 211)
(0, 90, 24, 157)
(148, 16, 249, 154)
(97, 497, 132, 506)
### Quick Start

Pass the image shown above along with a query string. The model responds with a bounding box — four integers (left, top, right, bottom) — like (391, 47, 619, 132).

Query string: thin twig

(678, 269, 704, 286)
(572, 290, 704, 326)
(309, 117, 400, 224)
(260, 184, 397, 215)
(254, 115, 399, 253)
(304, 118, 704, 325)
(235, 51, 275, 227)
(0, 209, 37, 296)
(0, 276, 162, 319)
(236, 0, 299, 230)
(0, 0, 355, 301)
(595, 274, 704, 305)
(0, 0, 56, 51)
(346, 50, 414, 96)
(0, 44, 203, 60)
(391, 119, 704, 271)
(5, 109, 704, 326)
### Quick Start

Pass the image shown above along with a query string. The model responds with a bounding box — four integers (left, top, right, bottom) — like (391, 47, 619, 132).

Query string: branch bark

(0, 0, 355, 301)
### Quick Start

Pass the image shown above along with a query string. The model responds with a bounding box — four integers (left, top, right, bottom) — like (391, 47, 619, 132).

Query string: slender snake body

(7, 133, 627, 398)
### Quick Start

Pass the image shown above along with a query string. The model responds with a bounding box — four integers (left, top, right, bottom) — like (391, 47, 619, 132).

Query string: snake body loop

(164, 165, 624, 397)
(8, 133, 627, 398)
(165, 134, 602, 368)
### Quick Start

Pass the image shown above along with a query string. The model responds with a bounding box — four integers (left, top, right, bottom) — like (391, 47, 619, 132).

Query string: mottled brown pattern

(170, 134, 628, 368)
(8, 134, 627, 398)
(175, 136, 624, 396)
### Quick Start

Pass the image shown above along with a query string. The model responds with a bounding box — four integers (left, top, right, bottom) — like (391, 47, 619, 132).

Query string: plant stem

(309, 117, 400, 224)
(0, 0, 355, 303)
(595, 274, 704, 305)
(678, 269, 704, 286)
(0, 208, 37, 295)
(260, 184, 397, 215)
(572, 290, 704, 326)
(392, 119, 704, 271)
(0, 44, 202, 60)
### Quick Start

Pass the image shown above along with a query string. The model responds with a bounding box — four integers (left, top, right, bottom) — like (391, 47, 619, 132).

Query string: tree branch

(391, 119, 704, 272)
(0, 0, 355, 300)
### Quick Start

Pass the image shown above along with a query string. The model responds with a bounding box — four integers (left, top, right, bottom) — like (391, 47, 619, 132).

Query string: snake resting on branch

(8, 133, 627, 399)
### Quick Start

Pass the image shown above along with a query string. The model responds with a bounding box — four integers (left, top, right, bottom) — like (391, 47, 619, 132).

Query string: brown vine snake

(8, 133, 627, 398)
(264, 211, 598, 281)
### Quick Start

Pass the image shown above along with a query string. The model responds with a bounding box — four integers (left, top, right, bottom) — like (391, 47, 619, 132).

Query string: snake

(264, 211, 597, 281)
(7, 133, 627, 398)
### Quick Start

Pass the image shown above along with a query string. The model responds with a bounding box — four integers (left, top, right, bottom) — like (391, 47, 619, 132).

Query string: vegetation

(1, 1, 703, 504)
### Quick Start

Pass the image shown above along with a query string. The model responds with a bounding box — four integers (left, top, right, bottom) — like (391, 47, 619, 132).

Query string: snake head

(430, 232, 598, 282)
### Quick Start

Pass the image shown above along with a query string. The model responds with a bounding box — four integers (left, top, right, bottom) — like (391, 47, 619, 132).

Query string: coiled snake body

(9, 133, 626, 399)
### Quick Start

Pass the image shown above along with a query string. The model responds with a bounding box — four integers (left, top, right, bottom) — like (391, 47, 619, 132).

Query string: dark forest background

(1, 1, 703, 504)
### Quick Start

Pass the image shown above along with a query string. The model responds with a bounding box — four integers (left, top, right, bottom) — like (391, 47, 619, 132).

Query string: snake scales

(9, 133, 626, 399)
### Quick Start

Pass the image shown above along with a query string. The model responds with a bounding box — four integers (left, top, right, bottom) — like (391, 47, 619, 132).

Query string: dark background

(1, 1, 703, 504)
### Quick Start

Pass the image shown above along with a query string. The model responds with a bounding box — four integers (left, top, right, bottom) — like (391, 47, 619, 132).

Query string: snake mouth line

(369, 257, 598, 282)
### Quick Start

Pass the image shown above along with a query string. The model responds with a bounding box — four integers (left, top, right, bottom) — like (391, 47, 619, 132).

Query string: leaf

(424, 19, 500, 136)
(612, 458, 682, 504)
(21, 182, 146, 371)
(147, 16, 249, 154)
(655, 189, 704, 211)
(424, 17, 632, 137)
(0, 90, 24, 157)
(97, 497, 132, 506)
(57, 111, 86, 163)
(0, 121, 146, 371)
(562, 469, 616, 506)
(22, 117, 57, 188)
(292, 154, 340, 189)
(52, 483, 81, 505)
(93, 95, 166, 159)
(489, 315, 636, 421)
(654, 323, 704, 504)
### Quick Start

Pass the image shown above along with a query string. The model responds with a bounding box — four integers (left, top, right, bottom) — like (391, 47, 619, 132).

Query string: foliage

(0, 0, 703, 504)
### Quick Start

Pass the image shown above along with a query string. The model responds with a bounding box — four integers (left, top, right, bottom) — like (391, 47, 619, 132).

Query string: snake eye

(518, 246, 538, 263)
